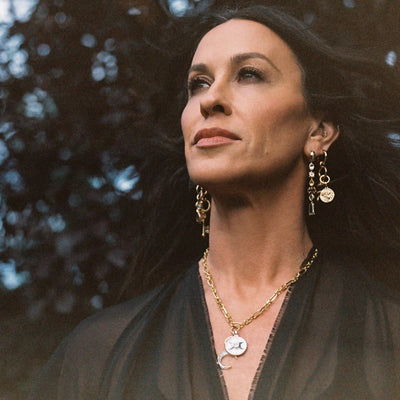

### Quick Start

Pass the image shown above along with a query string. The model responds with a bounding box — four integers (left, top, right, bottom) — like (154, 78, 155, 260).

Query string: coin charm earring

(317, 151, 335, 203)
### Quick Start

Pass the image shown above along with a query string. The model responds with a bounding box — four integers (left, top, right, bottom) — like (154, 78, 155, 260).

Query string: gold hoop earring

(307, 151, 317, 216)
(317, 151, 335, 203)
(195, 185, 210, 237)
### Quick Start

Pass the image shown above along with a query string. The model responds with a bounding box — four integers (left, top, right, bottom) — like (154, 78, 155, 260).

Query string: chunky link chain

(202, 248, 318, 334)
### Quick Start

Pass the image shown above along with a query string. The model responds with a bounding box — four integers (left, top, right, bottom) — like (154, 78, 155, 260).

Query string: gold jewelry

(308, 150, 335, 215)
(317, 151, 335, 203)
(202, 247, 319, 369)
(195, 185, 210, 237)
(307, 151, 317, 216)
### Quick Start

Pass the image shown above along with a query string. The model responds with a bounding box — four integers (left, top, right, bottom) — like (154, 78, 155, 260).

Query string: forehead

(192, 19, 300, 73)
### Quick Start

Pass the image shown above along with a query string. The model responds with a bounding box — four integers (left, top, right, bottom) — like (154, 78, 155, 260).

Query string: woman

(30, 5, 400, 400)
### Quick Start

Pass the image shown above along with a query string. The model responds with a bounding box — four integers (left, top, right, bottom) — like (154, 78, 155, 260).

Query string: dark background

(0, 0, 399, 398)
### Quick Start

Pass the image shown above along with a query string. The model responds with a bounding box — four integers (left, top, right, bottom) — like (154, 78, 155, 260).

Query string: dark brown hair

(121, 5, 400, 298)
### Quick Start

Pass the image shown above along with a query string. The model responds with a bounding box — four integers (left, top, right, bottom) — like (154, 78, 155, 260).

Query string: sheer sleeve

(29, 288, 163, 400)
(29, 258, 400, 400)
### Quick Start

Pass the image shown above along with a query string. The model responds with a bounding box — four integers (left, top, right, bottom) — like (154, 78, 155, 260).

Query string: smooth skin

(181, 19, 338, 400)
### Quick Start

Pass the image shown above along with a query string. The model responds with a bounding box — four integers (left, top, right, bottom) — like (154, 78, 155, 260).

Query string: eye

(237, 67, 264, 82)
(187, 76, 211, 96)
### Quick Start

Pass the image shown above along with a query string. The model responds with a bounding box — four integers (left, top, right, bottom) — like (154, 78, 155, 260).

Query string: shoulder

(356, 263, 400, 339)
(66, 287, 162, 357)
(322, 250, 400, 335)
(346, 255, 400, 310)
(339, 253, 400, 390)
(30, 285, 164, 400)
(70, 285, 164, 349)
(30, 262, 200, 400)
(322, 250, 400, 301)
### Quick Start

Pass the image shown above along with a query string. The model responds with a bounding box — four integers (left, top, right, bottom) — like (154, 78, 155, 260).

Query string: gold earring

(307, 151, 317, 216)
(195, 185, 210, 237)
(317, 151, 335, 203)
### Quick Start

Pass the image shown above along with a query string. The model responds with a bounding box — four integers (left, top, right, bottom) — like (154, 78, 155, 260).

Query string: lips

(193, 127, 240, 146)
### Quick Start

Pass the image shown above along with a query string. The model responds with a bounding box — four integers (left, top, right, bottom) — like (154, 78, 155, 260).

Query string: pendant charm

(225, 333, 248, 356)
(319, 187, 335, 203)
(217, 333, 248, 369)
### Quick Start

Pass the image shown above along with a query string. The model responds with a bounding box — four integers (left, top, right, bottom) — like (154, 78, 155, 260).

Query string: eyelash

(187, 76, 210, 95)
(187, 67, 265, 96)
(238, 67, 264, 81)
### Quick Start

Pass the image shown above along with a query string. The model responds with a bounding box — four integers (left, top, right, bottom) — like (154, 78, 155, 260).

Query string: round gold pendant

(319, 187, 335, 203)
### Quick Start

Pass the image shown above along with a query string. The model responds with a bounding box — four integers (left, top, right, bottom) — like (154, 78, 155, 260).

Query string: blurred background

(0, 0, 399, 398)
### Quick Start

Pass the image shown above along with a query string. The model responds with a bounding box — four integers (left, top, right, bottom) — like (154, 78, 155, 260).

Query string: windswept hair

(121, 5, 400, 298)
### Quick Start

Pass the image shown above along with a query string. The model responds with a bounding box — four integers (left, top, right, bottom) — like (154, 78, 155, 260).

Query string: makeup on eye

(237, 66, 265, 81)
(187, 66, 267, 96)
(187, 75, 211, 96)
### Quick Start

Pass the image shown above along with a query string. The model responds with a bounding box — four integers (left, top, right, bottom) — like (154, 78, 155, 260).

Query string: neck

(205, 181, 313, 291)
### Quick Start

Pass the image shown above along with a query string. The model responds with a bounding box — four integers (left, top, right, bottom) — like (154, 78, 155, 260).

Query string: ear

(303, 121, 340, 157)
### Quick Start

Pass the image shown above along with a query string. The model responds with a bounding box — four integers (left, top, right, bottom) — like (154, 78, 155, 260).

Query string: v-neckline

(196, 269, 294, 400)
(193, 256, 320, 400)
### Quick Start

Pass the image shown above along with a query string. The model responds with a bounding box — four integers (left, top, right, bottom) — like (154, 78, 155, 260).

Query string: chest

(204, 288, 289, 400)
(112, 265, 391, 400)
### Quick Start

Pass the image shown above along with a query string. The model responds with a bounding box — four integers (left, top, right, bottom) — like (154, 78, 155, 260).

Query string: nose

(200, 82, 232, 118)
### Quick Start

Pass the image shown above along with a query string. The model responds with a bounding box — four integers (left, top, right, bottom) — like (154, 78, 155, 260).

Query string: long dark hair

(121, 4, 400, 298)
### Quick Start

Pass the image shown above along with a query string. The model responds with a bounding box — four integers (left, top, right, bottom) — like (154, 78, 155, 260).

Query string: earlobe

(304, 121, 340, 156)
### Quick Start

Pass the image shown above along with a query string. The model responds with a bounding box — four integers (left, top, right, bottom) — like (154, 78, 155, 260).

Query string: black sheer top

(30, 251, 400, 400)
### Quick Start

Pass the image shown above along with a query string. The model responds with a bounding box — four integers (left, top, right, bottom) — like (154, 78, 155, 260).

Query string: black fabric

(30, 252, 400, 400)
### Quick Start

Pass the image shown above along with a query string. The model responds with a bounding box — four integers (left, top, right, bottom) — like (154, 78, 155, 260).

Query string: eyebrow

(187, 52, 281, 75)
(232, 52, 281, 73)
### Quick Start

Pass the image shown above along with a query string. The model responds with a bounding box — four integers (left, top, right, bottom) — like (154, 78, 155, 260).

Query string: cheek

(247, 100, 311, 157)
(254, 97, 310, 134)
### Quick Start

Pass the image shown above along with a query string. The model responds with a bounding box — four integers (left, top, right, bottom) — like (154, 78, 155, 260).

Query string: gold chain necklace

(202, 247, 318, 369)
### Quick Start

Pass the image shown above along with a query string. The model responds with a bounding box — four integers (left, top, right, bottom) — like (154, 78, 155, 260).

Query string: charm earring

(195, 185, 210, 237)
(308, 150, 335, 215)
(307, 151, 317, 216)
(317, 151, 335, 203)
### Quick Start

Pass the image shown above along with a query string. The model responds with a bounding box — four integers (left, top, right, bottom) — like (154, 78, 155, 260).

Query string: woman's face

(181, 19, 319, 190)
